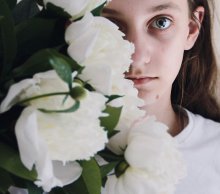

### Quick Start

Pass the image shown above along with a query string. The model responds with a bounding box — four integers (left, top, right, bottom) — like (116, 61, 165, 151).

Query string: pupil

(158, 19, 166, 28)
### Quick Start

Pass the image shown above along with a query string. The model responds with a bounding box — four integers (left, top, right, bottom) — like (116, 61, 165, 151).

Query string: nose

(126, 29, 151, 74)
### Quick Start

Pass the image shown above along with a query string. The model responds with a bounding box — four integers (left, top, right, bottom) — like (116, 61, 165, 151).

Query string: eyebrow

(151, 2, 181, 12)
(102, 2, 181, 15)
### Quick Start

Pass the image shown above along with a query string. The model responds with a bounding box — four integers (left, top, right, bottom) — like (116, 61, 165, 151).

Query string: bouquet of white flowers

(0, 0, 186, 194)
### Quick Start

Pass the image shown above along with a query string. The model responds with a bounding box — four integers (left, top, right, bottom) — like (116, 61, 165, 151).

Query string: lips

(126, 76, 157, 85)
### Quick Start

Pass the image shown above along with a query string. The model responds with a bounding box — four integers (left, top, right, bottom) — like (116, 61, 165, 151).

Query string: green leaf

(49, 51, 73, 90)
(98, 148, 124, 163)
(12, 49, 53, 78)
(39, 100, 80, 113)
(0, 142, 37, 181)
(80, 158, 102, 194)
(13, 0, 41, 25)
(15, 17, 65, 59)
(63, 176, 89, 194)
(27, 182, 44, 194)
(0, 0, 17, 77)
(100, 162, 118, 178)
(12, 49, 82, 80)
(50, 187, 67, 194)
(0, 167, 14, 193)
(5, 0, 17, 10)
(105, 95, 123, 103)
(91, 1, 107, 16)
(35, 0, 44, 7)
(99, 161, 118, 187)
(100, 106, 122, 137)
(45, 2, 71, 19)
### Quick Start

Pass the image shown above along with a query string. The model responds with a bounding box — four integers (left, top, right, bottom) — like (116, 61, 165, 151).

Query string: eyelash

(149, 16, 173, 31)
(105, 15, 173, 34)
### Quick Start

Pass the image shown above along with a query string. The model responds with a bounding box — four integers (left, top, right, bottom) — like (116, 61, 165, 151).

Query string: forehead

(105, 0, 189, 14)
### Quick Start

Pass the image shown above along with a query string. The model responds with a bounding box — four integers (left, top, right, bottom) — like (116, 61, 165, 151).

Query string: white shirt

(175, 110, 220, 194)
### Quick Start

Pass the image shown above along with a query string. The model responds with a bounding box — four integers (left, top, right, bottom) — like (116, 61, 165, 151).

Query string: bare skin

(103, 0, 204, 135)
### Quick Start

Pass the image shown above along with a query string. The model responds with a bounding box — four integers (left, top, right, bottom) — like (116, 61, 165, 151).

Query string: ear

(184, 6, 205, 50)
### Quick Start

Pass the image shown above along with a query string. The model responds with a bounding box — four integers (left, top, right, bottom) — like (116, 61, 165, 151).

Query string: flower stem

(17, 92, 69, 105)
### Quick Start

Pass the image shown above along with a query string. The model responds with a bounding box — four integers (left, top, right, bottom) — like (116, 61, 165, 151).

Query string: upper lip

(125, 76, 157, 80)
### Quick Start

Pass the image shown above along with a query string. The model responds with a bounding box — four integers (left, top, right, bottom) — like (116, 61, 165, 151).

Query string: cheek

(157, 25, 189, 57)
(157, 37, 185, 80)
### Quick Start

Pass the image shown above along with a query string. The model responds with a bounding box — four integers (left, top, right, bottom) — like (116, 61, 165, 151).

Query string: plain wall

(212, 0, 220, 103)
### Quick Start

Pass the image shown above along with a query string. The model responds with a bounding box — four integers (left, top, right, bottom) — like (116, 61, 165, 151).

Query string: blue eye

(152, 18, 171, 29)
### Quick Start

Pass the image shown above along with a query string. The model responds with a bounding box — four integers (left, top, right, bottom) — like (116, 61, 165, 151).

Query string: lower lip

(131, 77, 157, 85)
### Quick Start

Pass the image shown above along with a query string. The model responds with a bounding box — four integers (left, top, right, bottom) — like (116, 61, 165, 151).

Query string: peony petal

(33, 70, 59, 80)
(125, 134, 163, 170)
(120, 168, 158, 194)
(79, 63, 112, 95)
(52, 161, 82, 185)
(104, 169, 155, 194)
(15, 107, 41, 170)
(102, 175, 117, 194)
(125, 117, 181, 172)
(33, 90, 107, 162)
(34, 137, 62, 192)
(114, 174, 130, 194)
(0, 79, 35, 113)
(107, 128, 130, 155)
(65, 12, 94, 44)
(34, 158, 82, 192)
(15, 107, 82, 192)
(66, 14, 99, 64)
(15, 107, 62, 192)
(67, 29, 99, 64)
(15, 107, 61, 190)
(8, 186, 28, 194)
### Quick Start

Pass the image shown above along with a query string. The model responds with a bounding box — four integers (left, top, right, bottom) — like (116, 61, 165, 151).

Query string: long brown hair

(171, 0, 220, 122)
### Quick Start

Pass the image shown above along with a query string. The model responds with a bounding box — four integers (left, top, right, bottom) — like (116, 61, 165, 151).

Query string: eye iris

(157, 18, 168, 28)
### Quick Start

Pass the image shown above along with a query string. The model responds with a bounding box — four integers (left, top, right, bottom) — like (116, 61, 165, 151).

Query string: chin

(138, 92, 158, 106)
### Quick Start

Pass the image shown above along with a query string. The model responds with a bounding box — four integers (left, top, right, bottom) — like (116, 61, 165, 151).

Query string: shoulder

(175, 110, 220, 194)
(176, 108, 220, 146)
(186, 109, 220, 136)
(184, 109, 220, 174)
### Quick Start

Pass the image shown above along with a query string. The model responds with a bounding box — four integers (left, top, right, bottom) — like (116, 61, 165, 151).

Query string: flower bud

(70, 86, 86, 100)
(115, 160, 129, 178)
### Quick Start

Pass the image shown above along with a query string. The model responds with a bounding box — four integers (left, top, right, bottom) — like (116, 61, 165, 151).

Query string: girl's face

(103, 0, 199, 105)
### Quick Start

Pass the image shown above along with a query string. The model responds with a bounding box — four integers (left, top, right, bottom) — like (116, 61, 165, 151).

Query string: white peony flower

(103, 168, 161, 194)
(0, 79, 35, 113)
(65, 13, 144, 145)
(43, 0, 109, 20)
(109, 78, 145, 129)
(107, 78, 145, 154)
(15, 107, 82, 192)
(0, 70, 108, 191)
(65, 12, 134, 95)
(103, 117, 186, 194)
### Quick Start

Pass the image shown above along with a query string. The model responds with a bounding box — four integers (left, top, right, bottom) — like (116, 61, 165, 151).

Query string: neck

(140, 93, 183, 136)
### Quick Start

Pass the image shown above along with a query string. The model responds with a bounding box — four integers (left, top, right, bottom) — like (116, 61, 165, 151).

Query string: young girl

(102, 0, 220, 193)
